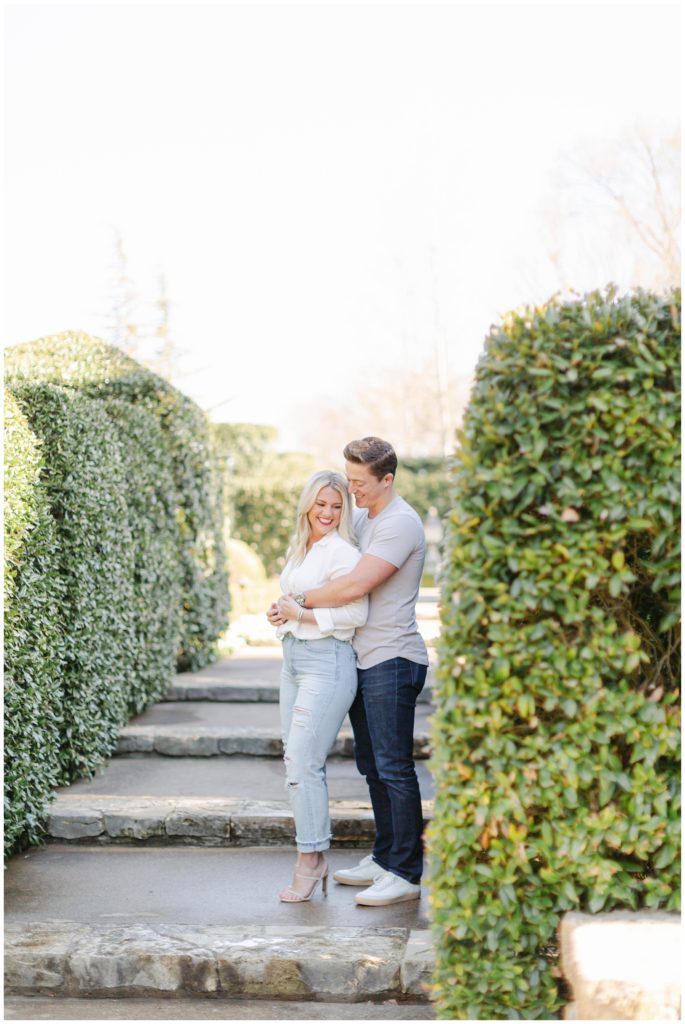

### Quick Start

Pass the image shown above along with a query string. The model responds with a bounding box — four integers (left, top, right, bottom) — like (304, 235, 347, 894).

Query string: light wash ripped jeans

(280, 635, 358, 852)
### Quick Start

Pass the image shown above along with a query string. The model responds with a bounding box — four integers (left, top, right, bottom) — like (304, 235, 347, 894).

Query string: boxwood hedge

(8, 382, 137, 778)
(4, 391, 65, 854)
(5, 332, 229, 670)
(427, 287, 680, 1019)
(4, 333, 229, 855)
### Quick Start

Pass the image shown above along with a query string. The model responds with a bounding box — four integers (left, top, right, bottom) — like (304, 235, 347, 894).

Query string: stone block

(68, 924, 218, 996)
(401, 929, 435, 997)
(5, 922, 420, 1001)
(165, 802, 232, 839)
(273, 928, 404, 999)
(4, 921, 89, 993)
(230, 805, 294, 846)
(102, 801, 173, 841)
(153, 731, 219, 756)
(46, 806, 104, 839)
(560, 911, 681, 1020)
(215, 927, 404, 1000)
(330, 805, 376, 846)
(218, 729, 283, 756)
(116, 729, 155, 753)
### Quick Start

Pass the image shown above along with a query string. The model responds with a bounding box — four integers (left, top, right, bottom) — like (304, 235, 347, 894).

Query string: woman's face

(307, 485, 343, 543)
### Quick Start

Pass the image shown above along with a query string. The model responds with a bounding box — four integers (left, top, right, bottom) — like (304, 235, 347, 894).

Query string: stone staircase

(5, 597, 440, 1019)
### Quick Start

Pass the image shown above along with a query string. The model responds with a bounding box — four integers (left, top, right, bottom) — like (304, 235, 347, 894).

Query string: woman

(271, 471, 368, 902)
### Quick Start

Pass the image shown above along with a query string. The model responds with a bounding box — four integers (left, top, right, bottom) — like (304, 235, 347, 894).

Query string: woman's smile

(307, 486, 343, 543)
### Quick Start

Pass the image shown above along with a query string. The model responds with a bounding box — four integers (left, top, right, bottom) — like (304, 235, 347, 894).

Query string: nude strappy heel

(279, 860, 329, 902)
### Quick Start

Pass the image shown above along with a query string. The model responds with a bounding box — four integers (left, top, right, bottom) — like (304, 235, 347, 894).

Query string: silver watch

(293, 592, 306, 607)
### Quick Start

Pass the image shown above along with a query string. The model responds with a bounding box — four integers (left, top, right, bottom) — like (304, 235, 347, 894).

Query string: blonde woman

(269, 471, 368, 902)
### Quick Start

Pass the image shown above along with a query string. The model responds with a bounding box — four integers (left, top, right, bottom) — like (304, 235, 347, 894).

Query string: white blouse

(276, 530, 368, 642)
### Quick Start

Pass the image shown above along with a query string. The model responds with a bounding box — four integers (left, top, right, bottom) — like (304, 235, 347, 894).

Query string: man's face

(345, 460, 391, 509)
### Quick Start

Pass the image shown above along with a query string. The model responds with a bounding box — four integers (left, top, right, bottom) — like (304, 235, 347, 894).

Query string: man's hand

(267, 601, 286, 626)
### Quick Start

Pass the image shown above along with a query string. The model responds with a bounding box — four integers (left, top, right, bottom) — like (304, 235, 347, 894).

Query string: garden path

(4, 593, 441, 1019)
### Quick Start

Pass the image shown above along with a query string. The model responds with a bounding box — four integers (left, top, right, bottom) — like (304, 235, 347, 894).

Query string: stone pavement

(4, 596, 440, 1017)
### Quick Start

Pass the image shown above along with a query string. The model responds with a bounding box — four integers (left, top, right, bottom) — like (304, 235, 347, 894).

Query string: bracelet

(297, 607, 305, 623)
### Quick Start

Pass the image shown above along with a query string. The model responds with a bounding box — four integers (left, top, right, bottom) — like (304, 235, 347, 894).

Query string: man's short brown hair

(343, 436, 398, 480)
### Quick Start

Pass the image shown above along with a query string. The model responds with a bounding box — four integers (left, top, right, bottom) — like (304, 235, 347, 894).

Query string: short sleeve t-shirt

(352, 496, 429, 671)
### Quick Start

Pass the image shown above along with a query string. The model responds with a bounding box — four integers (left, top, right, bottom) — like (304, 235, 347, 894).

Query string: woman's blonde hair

(286, 470, 357, 567)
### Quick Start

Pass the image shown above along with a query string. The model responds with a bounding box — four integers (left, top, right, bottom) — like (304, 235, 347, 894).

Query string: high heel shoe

(279, 859, 329, 902)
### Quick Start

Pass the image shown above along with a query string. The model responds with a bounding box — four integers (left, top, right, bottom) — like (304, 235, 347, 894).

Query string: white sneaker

(355, 869, 421, 906)
(333, 854, 386, 886)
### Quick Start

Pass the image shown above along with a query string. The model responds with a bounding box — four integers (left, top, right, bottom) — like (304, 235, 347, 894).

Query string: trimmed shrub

(4, 392, 65, 854)
(428, 287, 680, 1019)
(98, 398, 182, 711)
(4, 334, 229, 855)
(7, 382, 136, 783)
(5, 332, 229, 670)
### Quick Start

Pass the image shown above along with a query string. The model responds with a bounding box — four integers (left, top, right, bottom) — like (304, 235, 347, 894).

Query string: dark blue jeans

(349, 657, 427, 884)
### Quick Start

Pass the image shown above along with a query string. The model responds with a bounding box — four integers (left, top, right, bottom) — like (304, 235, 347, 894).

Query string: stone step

(4, 995, 436, 1019)
(117, 725, 432, 758)
(48, 753, 436, 804)
(5, 920, 433, 1003)
(116, 698, 434, 758)
(165, 649, 437, 703)
(44, 795, 434, 846)
(6, 844, 432, 929)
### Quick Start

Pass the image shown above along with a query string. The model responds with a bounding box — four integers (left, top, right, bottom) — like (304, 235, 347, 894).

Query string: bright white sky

(3, 1, 681, 450)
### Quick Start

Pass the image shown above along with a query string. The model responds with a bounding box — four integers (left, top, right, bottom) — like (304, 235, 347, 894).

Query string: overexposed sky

(3, 2, 680, 449)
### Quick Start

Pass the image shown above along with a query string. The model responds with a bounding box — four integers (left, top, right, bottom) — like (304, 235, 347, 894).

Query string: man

(269, 437, 429, 906)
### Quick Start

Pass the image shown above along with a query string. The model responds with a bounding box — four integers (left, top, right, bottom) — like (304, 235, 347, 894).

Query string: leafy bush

(5, 332, 229, 670)
(4, 334, 229, 855)
(7, 382, 136, 779)
(4, 392, 65, 854)
(97, 398, 182, 710)
(427, 287, 681, 1020)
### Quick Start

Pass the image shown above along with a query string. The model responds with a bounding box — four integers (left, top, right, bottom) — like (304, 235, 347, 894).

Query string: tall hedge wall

(5, 332, 229, 670)
(4, 391, 65, 854)
(427, 288, 680, 1019)
(4, 333, 229, 856)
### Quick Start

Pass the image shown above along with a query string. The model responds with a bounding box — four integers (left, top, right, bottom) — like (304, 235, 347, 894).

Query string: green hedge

(427, 287, 681, 1019)
(5, 332, 229, 671)
(4, 333, 229, 856)
(7, 382, 137, 777)
(4, 391, 65, 854)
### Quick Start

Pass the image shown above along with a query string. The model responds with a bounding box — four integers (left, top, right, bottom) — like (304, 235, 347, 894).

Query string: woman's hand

(277, 594, 301, 621)
(266, 602, 286, 626)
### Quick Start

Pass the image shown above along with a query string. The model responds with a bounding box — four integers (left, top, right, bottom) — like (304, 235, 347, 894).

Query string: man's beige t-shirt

(352, 496, 429, 671)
